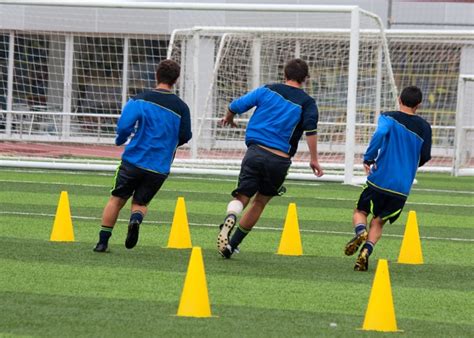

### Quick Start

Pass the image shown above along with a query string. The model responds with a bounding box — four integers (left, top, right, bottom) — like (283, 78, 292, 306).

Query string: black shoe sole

(344, 230, 368, 256)
(219, 247, 233, 259)
(93, 243, 109, 253)
(125, 222, 140, 249)
(217, 216, 236, 252)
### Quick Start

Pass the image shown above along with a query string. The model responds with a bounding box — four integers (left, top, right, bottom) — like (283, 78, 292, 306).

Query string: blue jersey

(116, 89, 192, 175)
(229, 83, 318, 156)
(364, 111, 432, 198)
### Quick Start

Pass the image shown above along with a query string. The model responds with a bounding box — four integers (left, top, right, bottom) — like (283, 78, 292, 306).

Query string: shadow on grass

(1, 291, 472, 337)
(0, 237, 470, 291)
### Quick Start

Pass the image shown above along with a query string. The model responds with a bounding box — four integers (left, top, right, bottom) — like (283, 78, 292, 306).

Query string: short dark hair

(284, 58, 309, 84)
(156, 59, 180, 86)
(400, 86, 422, 108)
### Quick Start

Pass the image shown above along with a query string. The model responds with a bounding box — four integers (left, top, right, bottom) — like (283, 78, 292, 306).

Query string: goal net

(167, 26, 397, 182)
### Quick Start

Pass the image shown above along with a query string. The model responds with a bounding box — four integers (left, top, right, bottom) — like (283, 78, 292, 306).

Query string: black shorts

(356, 184, 406, 224)
(232, 144, 291, 198)
(111, 161, 167, 206)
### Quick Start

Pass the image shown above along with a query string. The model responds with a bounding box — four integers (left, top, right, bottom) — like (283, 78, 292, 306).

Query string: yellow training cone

(50, 191, 74, 242)
(167, 197, 192, 249)
(177, 247, 212, 317)
(361, 259, 400, 332)
(398, 210, 424, 264)
(277, 203, 303, 256)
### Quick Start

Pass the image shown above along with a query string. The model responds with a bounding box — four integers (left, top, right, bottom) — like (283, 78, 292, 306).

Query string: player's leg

(218, 194, 250, 253)
(344, 186, 371, 256)
(354, 192, 404, 271)
(226, 192, 273, 251)
(94, 196, 128, 252)
(125, 169, 167, 249)
(218, 145, 259, 255)
(220, 146, 290, 258)
(344, 209, 369, 256)
(354, 216, 385, 271)
(94, 161, 134, 252)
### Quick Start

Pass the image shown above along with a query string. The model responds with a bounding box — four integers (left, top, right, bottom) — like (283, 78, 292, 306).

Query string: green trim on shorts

(110, 161, 122, 193)
(370, 200, 375, 215)
(382, 208, 402, 221)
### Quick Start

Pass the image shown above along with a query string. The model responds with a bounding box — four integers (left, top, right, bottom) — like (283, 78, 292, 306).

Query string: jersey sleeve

(228, 86, 264, 114)
(302, 97, 318, 136)
(115, 99, 141, 146)
(364, 114, 393, 162)
(178, 102, 192, 147)
(419, 122, 432, 167)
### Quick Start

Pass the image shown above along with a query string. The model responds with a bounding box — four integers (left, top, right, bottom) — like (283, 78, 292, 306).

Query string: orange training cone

(398, 210, 424, 264)
(167, 197, 192, 249)
(277, 203, 303, 256)
(177, 247, 212, 317)
(50, 191, 74, 242)
(361, 259, 400, 332)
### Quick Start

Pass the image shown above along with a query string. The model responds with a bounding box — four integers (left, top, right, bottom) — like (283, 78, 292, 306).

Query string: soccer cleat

(125, 220, 140, 249)
(93, 242, 108, 253)
(354, 248, 369, 271)
(344, 230, 368, 256)
(217, 214, 236, 252)
(219, 244, 235, 259)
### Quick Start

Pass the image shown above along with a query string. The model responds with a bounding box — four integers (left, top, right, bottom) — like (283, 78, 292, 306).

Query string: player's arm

(419, 124, 432, 167)
(302, 98, 323, 177)
(115, 99, 141, 146)
(178, 103, 192, 146)
(363, 114, 392, 171)
(222, 87, 264, 127)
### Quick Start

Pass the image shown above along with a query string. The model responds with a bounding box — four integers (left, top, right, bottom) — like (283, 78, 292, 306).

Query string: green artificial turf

(0, 168, 473, 337)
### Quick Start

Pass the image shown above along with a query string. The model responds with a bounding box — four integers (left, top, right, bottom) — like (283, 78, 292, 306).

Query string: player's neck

(284, 80, 302, 88)
(399, 105, 416, 115)
(156, 83, 173, 91)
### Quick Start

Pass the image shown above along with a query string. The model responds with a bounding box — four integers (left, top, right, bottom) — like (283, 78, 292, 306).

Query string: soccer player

(345, 86, 432, 271)
(217, 58, 324, 258)
(93, 59, 192, 252)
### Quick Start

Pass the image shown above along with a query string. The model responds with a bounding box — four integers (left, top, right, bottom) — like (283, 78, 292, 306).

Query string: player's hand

(310, 160, 324, 177)
(363, 162, 377, 175)
(219, 117, 238, 128)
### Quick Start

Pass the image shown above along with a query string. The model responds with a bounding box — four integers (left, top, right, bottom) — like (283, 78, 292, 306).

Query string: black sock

(229, 225, 251, 249)
(355, 223, 367, 236)
(362, 241, 375, 255)
(99, 226, 113, 244)
(130, 211, 144, 225)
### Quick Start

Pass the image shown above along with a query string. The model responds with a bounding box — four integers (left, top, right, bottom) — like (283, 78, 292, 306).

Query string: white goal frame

(453, 74, 474, 176)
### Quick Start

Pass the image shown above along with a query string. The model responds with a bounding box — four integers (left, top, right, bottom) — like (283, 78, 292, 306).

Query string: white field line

(0, 179, 472, 208)
(3, 168, 474, 193)
(1, 211, 473, 243)
(0, 171, 321, 186)
(411, 187, 474, 195)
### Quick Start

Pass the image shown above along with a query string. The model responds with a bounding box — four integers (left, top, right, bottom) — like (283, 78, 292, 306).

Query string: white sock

(226, 199, 243, 216)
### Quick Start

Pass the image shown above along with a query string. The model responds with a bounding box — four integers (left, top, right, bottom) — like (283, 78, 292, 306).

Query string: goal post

(453, 74, 474, 176)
